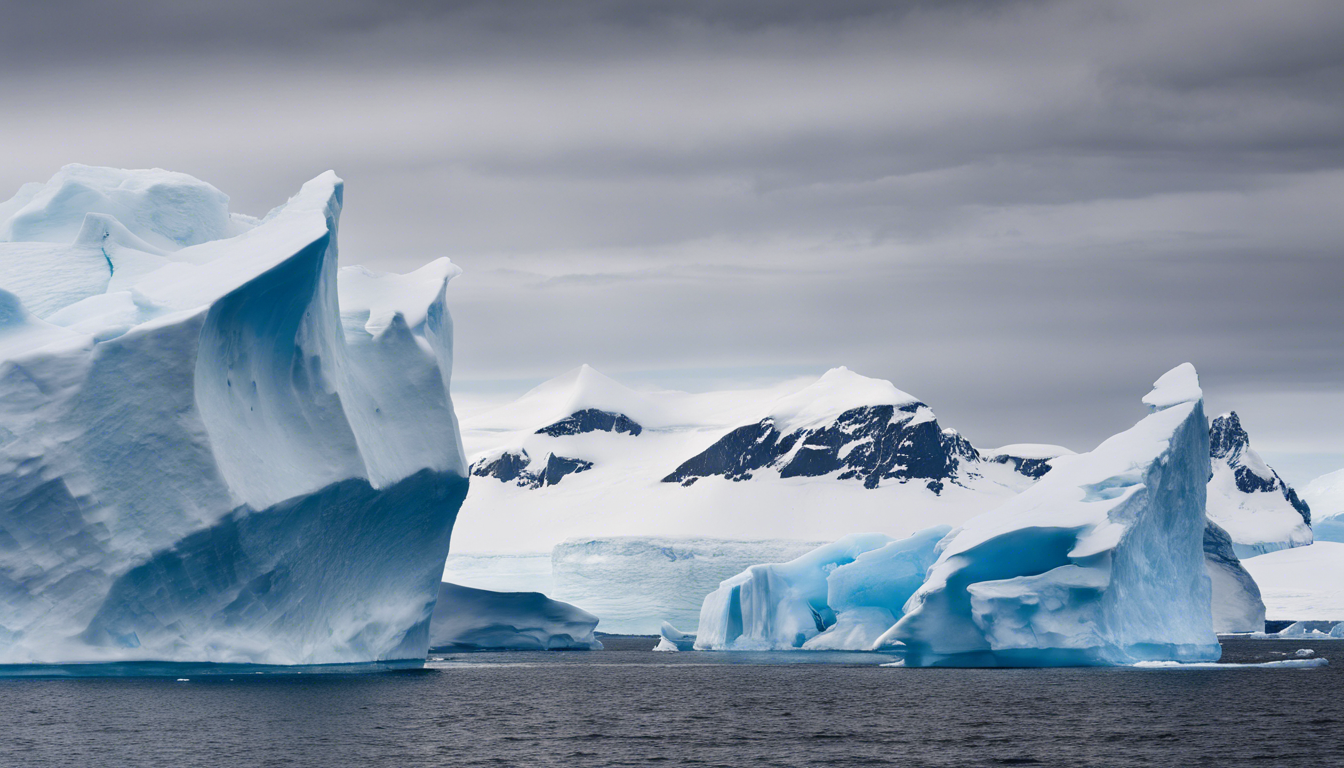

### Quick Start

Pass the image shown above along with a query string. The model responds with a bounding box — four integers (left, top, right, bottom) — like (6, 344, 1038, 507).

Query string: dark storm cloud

(2, 0, 1343, 470)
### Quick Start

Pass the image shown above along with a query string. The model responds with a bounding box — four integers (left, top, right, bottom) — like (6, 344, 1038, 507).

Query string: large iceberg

(693, 527, 949, 650)
(428, 583, 602, 651)
(0, 166, 467, 666)
(879, 364, 1220, 666)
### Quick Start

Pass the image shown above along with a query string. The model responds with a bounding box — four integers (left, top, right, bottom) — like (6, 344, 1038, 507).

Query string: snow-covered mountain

(0, 166, 467, 666)
(1305, 468, 1344, 542)
(452, 365, 1041, 554)
(1206, 412, 1312, 557)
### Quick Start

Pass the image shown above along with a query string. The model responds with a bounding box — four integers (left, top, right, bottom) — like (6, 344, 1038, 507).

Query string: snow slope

(428, 583, 601, 651)
(0, 166, 466, 666)
(1206, 412, 1312, 557)
(1241, 543, 1344, 622)
(452, 366, 1039, 555)
(1305, 469, 1344, 543)
(882, 364, 1220, 666)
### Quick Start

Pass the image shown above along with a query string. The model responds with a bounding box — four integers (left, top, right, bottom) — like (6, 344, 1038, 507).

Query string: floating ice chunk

(1132, 658, 1326, 669)
(429, 583, 602, 651)
(693, 526, 949, 651)
(882, 364, 1219, 667)
(653, 622, 697, 652)
(694, 533, 894, 650)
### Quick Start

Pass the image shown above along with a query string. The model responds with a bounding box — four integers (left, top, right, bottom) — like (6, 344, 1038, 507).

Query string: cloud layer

(3, 0, 1342, 473)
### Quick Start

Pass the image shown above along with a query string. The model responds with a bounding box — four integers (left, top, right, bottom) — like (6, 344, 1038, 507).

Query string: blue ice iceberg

(0, 166, 467, 666)
(879, 364, 1221, 666)
(428, 583, 602, 651)
(694, 526, 950, 650)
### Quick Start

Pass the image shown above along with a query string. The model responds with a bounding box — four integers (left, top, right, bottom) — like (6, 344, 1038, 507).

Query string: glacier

(0, 166, 467, 666)
(551, 537, 826, 634)
(428, 583, 601, 651)
(878, 364, 1220, 666)
(1241, 542, 1344, 623)
(693, 527, 949, 650)
(1305, 468, 1344, 543)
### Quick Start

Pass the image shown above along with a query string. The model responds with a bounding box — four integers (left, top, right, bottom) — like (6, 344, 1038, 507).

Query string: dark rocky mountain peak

(537, 408, 642, 437)
(471, 449, 593, 489)
(662, 403, 982, 493)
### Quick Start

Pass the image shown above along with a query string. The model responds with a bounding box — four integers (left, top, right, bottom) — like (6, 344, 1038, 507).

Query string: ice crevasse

(0, 165, 468, 665)
(880, 364, 1220, 666)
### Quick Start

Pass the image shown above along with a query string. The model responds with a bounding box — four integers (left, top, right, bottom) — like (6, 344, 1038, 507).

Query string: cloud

(2, 0, 1342, 471)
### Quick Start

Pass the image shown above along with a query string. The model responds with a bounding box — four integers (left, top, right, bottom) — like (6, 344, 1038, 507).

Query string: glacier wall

(0, 166, 467, 665)
(551, 537, 827, 634)
(880, 364, 1220, 666)
(429, 582, 602, 651)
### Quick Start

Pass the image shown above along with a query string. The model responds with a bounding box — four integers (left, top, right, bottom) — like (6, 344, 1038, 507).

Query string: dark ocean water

(0, 637, 1340, 768)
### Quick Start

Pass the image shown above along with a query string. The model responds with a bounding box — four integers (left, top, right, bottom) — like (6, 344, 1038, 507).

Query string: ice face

(881, 364, 1221, 667)
(0, 167, 466, 666)
(428, 583, 601, 651)
(1203, 521, 1266, 634)
(693, 527, 949, 651)
(551, 537, 827, 634)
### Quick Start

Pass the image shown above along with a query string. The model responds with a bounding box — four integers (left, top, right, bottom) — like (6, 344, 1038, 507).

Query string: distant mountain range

(451, 365, 1317, 558)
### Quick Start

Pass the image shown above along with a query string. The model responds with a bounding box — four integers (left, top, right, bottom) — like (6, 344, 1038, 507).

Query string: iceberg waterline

(692, 365, 1227, 667)
(0, 166, 467, 666)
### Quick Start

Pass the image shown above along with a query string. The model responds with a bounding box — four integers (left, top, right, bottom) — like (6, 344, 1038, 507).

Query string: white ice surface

(428, 582, 602, 651)
(1305, 469, 1344, 542)
(1241, 543, 1344, 622)
(0, 166, 466, 665)
(881, 364, 1220, 667)
(452, 366, 1033, 555)
(550, 537, 826, 634)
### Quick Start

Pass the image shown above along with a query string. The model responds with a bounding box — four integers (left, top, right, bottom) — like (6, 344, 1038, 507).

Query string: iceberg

(0, 166, 467, 666)
(1203, 521, 1266, 634)
(879, 364, 1220, 667)
(653, 622, 696, 652)
(428, 583, 601, 651)
(693, 527, 949, 650)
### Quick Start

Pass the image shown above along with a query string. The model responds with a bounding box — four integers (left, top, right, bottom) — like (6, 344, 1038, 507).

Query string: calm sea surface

(0, 637, 1339, 767)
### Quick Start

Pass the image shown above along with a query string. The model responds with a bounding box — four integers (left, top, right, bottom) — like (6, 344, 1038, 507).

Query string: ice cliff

(428, 583, 601, 651)
(880, 364, 1220, 666)
(0, 166, 467, 666)
(693, 527, 950, 651)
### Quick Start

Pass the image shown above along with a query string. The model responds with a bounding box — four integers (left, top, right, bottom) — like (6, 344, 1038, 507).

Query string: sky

(2, 0, 1342, 485)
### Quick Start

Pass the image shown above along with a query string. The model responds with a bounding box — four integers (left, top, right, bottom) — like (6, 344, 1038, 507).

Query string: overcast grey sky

(3, 0, 1342, 483)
